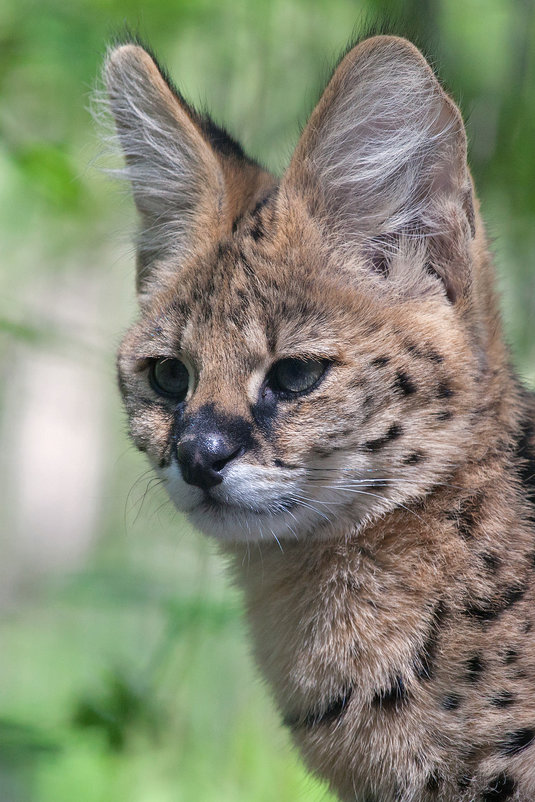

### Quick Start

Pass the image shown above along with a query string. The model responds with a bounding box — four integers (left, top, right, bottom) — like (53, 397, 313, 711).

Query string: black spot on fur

(442, 693, 462, 711)
(285, 689, 352, 729)
(466, 654, 484, 682)
(490, 691, 516, 708)
(406, 344, 444, 363)
(503, 584, 527, 606)
(403, 451, 424, 465)
(503, 649, 518, 665)
(372, 675, 408, 709)
(522, 620, 533, 634)
(480, 552, 501, 572)
(436, 409, 453, 421)
(246, 190, 277, 243)
(306, 692, 352, 726)
(363, 423, 403, 452)
(463, 599, 499, 622)
(273, 458, 298, 469)
(250, 222, 264, 241)
(415, 600, 447, 681)
(481, 773, 516, 801)
(437, 381, 454, 399)
(249, 212, 266, 240)
(237, 248, 255, 279)
(457, 775, 471, 790)
(251, 190, 275, 218)
(169, 295, 190, 319)
(463, 600, 498, 623)
(394, 371, 417, 396)
(426, 772, 440, 792)
(362, 394, 376, 412)
(216, 241, 232, 260)
(498, 727, 535, 755)
(371, 356, 390, 367)
(450, 492, 485, 540)
(465, 582, 527, 624)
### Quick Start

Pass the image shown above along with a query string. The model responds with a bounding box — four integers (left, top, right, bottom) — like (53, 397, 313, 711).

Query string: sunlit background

(1, 0, 534, 800)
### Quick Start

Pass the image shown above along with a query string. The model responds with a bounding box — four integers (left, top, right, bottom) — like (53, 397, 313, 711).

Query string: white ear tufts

(287, 37, 471, 243)
(98, 44, 222, 270)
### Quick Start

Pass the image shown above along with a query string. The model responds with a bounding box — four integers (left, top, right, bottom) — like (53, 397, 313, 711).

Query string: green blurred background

(0, 0, 533, 800)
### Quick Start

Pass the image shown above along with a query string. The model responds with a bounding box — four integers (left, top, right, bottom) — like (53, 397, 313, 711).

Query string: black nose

(176, 432, 245, 490)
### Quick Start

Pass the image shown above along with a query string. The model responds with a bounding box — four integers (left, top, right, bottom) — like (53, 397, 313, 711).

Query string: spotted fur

(103, 34, 535, 802)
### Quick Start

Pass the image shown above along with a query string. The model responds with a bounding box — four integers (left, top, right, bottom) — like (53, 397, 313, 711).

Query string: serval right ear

(103, 43, 273, 301)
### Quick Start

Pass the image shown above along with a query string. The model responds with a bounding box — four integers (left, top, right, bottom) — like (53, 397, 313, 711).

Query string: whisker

(125, 473, 164, 529)
(283, 508, 301, 540)
(304, 472, 463, 491)
(144, 484, 172, 523)
(316, 485, 425, 523)
(124, 467, 155, 512)
(270, 526, 284, 552)
(286, 492, 333, 522)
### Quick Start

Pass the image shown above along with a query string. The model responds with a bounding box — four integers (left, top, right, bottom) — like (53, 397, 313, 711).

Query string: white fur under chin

(159, 458, 387, 544)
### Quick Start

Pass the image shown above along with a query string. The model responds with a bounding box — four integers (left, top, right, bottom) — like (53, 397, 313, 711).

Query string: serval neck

(223, 433, 527, 723)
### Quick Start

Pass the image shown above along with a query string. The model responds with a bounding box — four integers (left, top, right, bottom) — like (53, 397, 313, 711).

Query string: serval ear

(104, 43, 273, 300)
(283, 36, 476, 303)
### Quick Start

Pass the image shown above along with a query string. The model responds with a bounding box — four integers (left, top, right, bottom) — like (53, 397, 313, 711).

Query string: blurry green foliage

(0, 0, 534, 801)
(13, 145, 83, 209)
(0, 719, 59, 764)
(74, 670, 162, 751)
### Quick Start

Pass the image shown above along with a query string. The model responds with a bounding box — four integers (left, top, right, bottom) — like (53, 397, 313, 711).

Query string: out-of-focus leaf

(73, 670, 162, 751)
(0, 317, 43, 343)
(12, 144, 83, 209)
(164, 596, 240, 631)
(0, 718, 60, 763)
(61, 569, 240, 628)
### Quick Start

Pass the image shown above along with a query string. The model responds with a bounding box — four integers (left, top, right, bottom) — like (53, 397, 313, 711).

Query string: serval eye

(270, 357, 327, 395)
(150, 358, 189, 400)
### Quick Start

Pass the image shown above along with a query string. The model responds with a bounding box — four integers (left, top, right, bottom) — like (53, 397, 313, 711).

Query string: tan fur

(104, 35, 535, 802)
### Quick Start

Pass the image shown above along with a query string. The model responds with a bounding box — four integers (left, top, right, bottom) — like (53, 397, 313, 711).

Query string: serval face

(117, 191, 478, 544)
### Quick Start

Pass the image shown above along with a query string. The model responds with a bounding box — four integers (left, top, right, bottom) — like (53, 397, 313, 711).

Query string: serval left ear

(282, 36, 476, 304)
